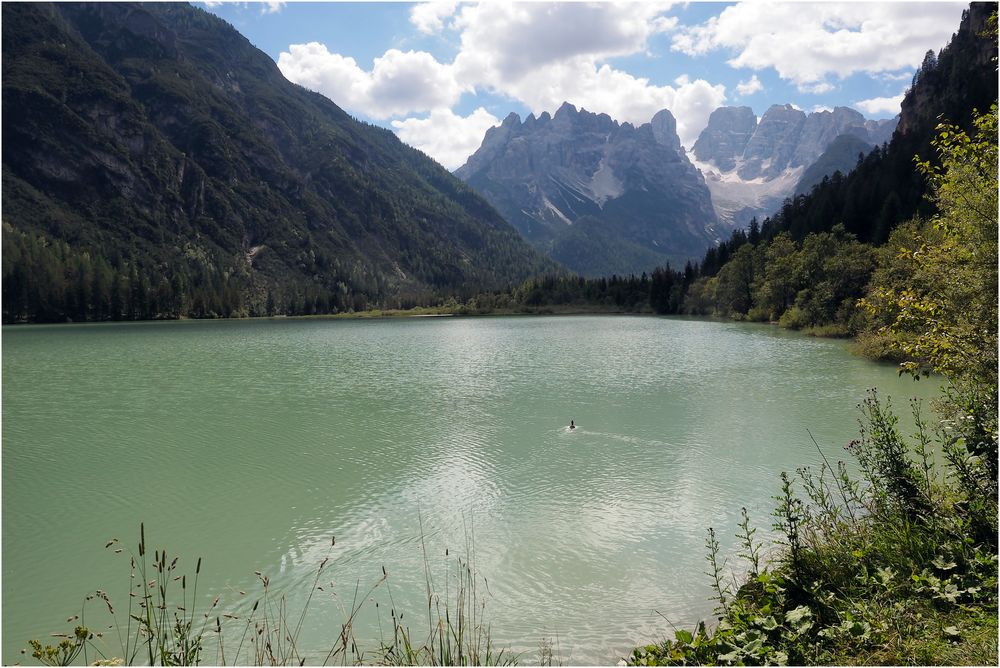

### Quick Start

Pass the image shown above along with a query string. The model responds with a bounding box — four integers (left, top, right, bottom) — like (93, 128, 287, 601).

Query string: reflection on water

(2, 316, 939, 663)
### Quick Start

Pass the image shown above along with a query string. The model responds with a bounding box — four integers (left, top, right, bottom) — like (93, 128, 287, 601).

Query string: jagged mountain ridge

(2, 2, 555, 322)
(691, 104, 898, 229)
(456, 102, 718, 277)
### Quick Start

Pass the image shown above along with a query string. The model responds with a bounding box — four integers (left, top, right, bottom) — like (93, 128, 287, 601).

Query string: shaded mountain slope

(2, 2, 554, 322)
(794, 134, 875, 197)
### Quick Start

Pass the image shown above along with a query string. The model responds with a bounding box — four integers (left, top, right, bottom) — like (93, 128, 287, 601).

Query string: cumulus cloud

(277, 44, 463, 119)
(261, 1, 285, 15)
(854, 91, 905, 116)
(452, 2, 676, 86)
(393, 107, 500, 170)
(410, 1, 459, 34)
(877, 70, 915, 82)
(442, 2, 721, 146)
(735, 75, 763, 96)
(672, 2, 966, 89)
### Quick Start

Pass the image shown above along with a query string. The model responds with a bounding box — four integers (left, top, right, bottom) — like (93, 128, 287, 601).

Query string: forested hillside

(1, 2, 554, 323)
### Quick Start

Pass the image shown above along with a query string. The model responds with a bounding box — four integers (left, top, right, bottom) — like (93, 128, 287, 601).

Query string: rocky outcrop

(690, 106, 757, 172)
(896, 4, 996, 137)
(456, 103, 718, 276)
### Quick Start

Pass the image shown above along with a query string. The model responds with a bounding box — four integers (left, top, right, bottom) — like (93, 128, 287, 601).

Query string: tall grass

(25, 525, 520, 666)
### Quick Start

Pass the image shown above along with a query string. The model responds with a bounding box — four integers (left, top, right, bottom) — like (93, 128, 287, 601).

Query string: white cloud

(801, 82, 835, 95)
(735, 75, 763, 96)
(452, 2, 677, 86)
(277, 44, 463, 119)
(672, 2, 966, 87)
(393, 107, 500, 170)
(812, 105, 833, 113)
(854, 92, 905, 116)
(261, 1, 284, 15)
(202, 1, 223, 8)
(410, 1, 459, 34)
(484, 59, 723, 147)
(444, 2, 719, 146)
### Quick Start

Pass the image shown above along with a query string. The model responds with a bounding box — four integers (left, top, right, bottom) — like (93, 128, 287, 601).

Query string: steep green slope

(1, 2, 554, 323)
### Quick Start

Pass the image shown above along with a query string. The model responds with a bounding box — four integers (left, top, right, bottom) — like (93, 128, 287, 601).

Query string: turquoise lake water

(2, 315, 941, 664)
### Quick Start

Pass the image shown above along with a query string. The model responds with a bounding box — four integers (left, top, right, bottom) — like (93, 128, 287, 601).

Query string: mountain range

(745, 1, 997, 247)
(456, 100, 897, 275)
(3, 1, 989, 323)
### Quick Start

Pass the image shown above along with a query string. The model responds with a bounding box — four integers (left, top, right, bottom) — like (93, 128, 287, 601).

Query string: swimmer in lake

(569, 420, 576, 430)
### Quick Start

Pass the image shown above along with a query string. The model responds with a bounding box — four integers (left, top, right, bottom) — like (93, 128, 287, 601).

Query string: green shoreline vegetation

(23, 108, 999, 666)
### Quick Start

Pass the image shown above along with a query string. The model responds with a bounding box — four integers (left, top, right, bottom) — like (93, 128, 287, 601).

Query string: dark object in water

(570, 420, 576, 430)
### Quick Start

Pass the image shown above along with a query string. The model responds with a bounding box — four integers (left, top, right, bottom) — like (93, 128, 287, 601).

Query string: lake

(2, 315, 941, 664)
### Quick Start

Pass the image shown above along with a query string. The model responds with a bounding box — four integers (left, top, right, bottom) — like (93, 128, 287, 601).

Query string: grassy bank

(291, 302, 654, 319)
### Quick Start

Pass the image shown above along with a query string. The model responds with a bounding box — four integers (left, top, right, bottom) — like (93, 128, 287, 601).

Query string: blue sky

(202, 1, 968, 168)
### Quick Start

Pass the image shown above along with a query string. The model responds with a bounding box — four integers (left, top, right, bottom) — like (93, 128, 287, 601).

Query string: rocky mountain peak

(456, 104, 718, 275)
(739, 104, 807, 179)
(865, 118, 897, 146)
(691, 106, 757, 172)
(554, 100, 577, 120)
(791, 106, 868, 167)
(649, 109, 681, 152)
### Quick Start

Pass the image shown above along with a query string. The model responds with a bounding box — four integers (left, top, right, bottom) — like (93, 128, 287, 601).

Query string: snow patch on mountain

(693, 105, 898, 229)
